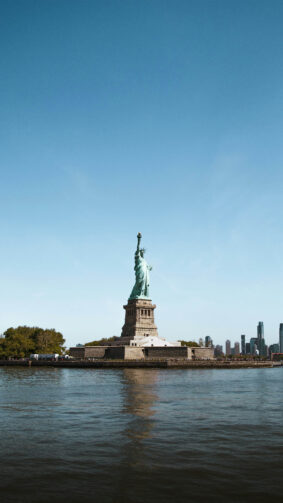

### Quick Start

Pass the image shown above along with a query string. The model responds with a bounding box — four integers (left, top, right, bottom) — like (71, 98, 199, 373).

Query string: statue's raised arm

(129, 233, 151, 300)
(137, 232, 142, 251)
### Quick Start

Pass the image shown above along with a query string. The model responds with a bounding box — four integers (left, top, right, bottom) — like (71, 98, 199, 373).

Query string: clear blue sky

(1, 0, 283, 348)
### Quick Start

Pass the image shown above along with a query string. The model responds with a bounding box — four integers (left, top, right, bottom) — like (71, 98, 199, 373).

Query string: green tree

(0, 326, 65, 359)
(179, 340, 200, 347)
(2, 327, 35, 358)
(85, 336, 118, 346)
(33, 328, 65, 354)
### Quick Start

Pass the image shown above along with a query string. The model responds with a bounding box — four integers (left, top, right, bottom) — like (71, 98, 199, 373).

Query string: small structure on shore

(70, 233, 214, 361)
(69, 344, 214, 360)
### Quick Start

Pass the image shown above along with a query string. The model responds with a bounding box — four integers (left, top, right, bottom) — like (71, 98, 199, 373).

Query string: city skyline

(195, 320, 283, 357)
(223, 321, 283, 357)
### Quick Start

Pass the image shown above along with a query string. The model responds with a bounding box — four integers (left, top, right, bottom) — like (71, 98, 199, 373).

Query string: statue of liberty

(129, 233, 152, 300)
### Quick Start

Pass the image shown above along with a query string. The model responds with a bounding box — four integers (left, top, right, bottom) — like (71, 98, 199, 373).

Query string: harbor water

(0, 367, 283, 502)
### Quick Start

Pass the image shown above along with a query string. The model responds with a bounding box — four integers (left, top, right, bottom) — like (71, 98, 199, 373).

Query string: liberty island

(69, 233, 214, 360)
(0, 233, 280, 367)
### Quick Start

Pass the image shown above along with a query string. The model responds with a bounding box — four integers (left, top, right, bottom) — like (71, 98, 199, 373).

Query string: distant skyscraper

(234, 342, 240, 355)
(245, 342, 251, 354)
(269, 343, 279, 356)
(279, 324, 283, 353)
(241, 334, 246, 354)
(205, 335, 213, 348)
(250, 338, 258, 355)
(257, 321, 264, 341)
(226, 340, 231, 356)
(199, 338, 204, 347)
(257, 321, 265, 356)
(214, 345, 223, 357)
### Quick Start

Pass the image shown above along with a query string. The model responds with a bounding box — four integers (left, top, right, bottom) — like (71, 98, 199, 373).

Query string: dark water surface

(0, 367, 283, 503)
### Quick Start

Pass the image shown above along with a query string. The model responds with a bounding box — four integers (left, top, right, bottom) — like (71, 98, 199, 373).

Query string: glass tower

(279, 324, 283, 353)
(257, 321, 265, 356)
(234, 342, 240, 355)
(241, 334, 246, 355)
(225, 340, 231, 356)
(250, 337, 258, 355)
(257, 321, 264, 341)
(205, 336, 213, 348)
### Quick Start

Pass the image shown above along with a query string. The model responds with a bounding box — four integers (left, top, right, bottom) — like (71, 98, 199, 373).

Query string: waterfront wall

(70, 345, 214, 360)
(0, 360, 278, 369)
(104, 346, 145, 359)
(69, 347, 85, 358)
(69, 346, 107, 359)
(144, 346, 189, 358)
(104, 346, 124, 359)
(124, 347, 144, 359)
(85, 346, 107, 358)
(189, 347, 214, 359)
(143, 346, 214, 359)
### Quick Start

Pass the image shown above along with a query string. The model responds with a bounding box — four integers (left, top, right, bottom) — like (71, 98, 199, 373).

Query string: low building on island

(70, 233, 214, 361)
(69, 344, 214, 360)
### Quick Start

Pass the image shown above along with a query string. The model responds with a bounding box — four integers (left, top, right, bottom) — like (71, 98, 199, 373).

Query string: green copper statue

(129, 233, 152, 300)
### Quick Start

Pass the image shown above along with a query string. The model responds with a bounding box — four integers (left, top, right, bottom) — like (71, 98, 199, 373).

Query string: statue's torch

(137, 232, 142, 250)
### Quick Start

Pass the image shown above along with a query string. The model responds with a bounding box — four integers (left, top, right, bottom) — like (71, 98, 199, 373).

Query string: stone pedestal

(120, 298, 158, 343)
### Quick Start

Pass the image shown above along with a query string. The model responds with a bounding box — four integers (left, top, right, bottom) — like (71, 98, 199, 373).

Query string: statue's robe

(129, 250, 150, 299)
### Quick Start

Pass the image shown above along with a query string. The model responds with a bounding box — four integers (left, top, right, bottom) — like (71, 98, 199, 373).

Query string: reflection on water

(0, 366, 63, 384)
(0, 367, 283, 502)
(122, 369, 158, 439)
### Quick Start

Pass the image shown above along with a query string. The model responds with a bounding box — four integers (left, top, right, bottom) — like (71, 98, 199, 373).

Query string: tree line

(0, 328, 200, 358)
(85, 336, 118, 346)
(0, 326, 65, 359)
(179, 340, 200, 347)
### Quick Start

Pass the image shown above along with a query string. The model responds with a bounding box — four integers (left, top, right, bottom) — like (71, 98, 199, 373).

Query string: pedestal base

(121, 298, 158, 342)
